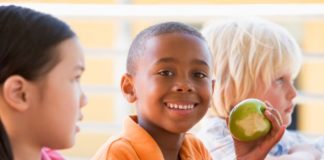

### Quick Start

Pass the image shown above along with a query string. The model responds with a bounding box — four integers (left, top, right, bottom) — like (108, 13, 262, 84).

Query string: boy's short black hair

(127, 21, 206, 75)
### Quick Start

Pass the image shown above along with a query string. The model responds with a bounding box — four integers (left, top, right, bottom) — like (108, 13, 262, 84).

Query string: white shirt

(196, 116, 324, 160)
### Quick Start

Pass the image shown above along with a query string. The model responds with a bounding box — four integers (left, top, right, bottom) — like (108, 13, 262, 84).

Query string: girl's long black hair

(0, 5, 75, 160)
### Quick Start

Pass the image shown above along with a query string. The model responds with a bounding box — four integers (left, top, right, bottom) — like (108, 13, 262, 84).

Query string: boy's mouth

(165, 103, 196, 110)
(284, 105, 294, 113)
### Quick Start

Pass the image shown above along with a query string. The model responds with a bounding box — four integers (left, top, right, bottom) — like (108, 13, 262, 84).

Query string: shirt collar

(122, 115, 164, 160)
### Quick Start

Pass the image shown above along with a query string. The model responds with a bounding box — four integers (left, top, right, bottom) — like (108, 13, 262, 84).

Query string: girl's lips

(76, 115, 83, 133)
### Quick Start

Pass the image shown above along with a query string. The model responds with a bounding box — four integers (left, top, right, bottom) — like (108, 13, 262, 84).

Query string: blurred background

(2, 0, 324, 159)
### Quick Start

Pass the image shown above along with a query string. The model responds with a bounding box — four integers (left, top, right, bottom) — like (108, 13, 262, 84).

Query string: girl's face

(29, 37, 87, 149)
(253, 71, 297, 126)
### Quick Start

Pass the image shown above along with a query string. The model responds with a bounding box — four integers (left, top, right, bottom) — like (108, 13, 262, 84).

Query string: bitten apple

(229, 98, 271, 141)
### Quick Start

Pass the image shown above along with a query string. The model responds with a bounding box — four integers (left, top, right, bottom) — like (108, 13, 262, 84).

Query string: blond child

(0, 5, 87, 160)
(92, 21, 285, 160)
(197, 18, 322, 160)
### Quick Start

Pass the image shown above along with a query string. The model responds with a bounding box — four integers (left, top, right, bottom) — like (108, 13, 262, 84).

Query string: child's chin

(60, 141, 75, 149)
(47, 139, 74, 150)
(60, 136, 76, 149)
(284, 118, 292, 127)
(166, 125, 193, 134)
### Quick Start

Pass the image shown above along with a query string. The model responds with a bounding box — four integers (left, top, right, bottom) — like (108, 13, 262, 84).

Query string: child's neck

(10, 134, 41, 160)
(138, 118, 185, 160)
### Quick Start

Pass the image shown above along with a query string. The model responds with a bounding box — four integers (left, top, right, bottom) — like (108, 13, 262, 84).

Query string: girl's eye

(194, 72, 207, 79)
(158, 70, 174, 77)
(75, 75, 81, 82)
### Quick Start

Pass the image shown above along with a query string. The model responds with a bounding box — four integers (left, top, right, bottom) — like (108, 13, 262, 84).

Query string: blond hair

(202, 18, 302, 118)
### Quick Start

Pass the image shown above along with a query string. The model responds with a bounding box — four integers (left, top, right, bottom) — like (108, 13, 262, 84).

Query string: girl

(0, 5, 87, 160)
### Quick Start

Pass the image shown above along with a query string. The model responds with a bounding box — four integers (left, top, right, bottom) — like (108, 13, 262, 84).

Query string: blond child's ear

(2, 75, 29, 111)
(212, 79, 216, 94)
(121, 73, 137, 103)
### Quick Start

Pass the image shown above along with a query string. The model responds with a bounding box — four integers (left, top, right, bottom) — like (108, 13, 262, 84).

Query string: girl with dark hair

(0, 5, 87, 160)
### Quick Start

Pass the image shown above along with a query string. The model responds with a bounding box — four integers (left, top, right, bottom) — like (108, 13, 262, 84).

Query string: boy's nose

(287, 83, 297, 100)
(173, 81, 194, 93)
(176, 87, 193, 92)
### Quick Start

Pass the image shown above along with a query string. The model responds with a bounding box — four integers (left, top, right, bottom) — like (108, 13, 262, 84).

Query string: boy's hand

(231, 103, 286, 160)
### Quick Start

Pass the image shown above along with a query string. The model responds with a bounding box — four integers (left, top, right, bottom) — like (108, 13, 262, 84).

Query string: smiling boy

(92, 21, 285, 160)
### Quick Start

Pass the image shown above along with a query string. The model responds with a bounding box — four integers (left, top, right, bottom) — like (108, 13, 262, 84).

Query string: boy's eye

(158, 70, 174, 77)
(193, 72, 207, 79)
(275, 77, 284, 84)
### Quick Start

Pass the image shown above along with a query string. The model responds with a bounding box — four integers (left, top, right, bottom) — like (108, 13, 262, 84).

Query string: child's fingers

(266, 107, 283, 126)
(265, 125, 286, 149)
(264, 101, 283, 126)
(264, 109, 282, 131)
(264, 102, 281, 121)
(265, 101, 273, 108)
(257, 121, 286, 157)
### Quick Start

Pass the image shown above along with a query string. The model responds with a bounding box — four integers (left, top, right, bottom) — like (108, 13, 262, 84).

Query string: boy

(197, 18, 322, 160)
(92, 21, 285, 160)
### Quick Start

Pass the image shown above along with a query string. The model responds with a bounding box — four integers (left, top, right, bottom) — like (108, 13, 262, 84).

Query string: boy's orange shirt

(91, 115, 212, 160)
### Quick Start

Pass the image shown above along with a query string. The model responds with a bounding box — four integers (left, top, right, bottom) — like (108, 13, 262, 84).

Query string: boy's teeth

(167, 103, 194, 110)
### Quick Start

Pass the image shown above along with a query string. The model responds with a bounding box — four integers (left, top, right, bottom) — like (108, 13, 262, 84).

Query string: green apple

(229, 98, 271, 141)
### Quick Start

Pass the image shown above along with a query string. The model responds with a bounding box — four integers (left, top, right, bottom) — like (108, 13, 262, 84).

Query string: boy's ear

(2, 75, 30, 111)
(121, 73, 137, 103)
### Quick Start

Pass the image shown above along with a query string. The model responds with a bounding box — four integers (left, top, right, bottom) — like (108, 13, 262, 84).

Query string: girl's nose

(80, 92, 88, 108)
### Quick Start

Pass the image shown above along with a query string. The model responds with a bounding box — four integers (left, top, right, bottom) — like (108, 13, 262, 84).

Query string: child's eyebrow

(192, 59, 210, 68)
(155, 57, 176, 64)
(155, 57, 209, 68)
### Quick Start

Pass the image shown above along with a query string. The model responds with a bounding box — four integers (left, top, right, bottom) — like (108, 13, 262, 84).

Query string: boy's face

(253, 71, 297, 126)
(127, 33, 214, 134)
